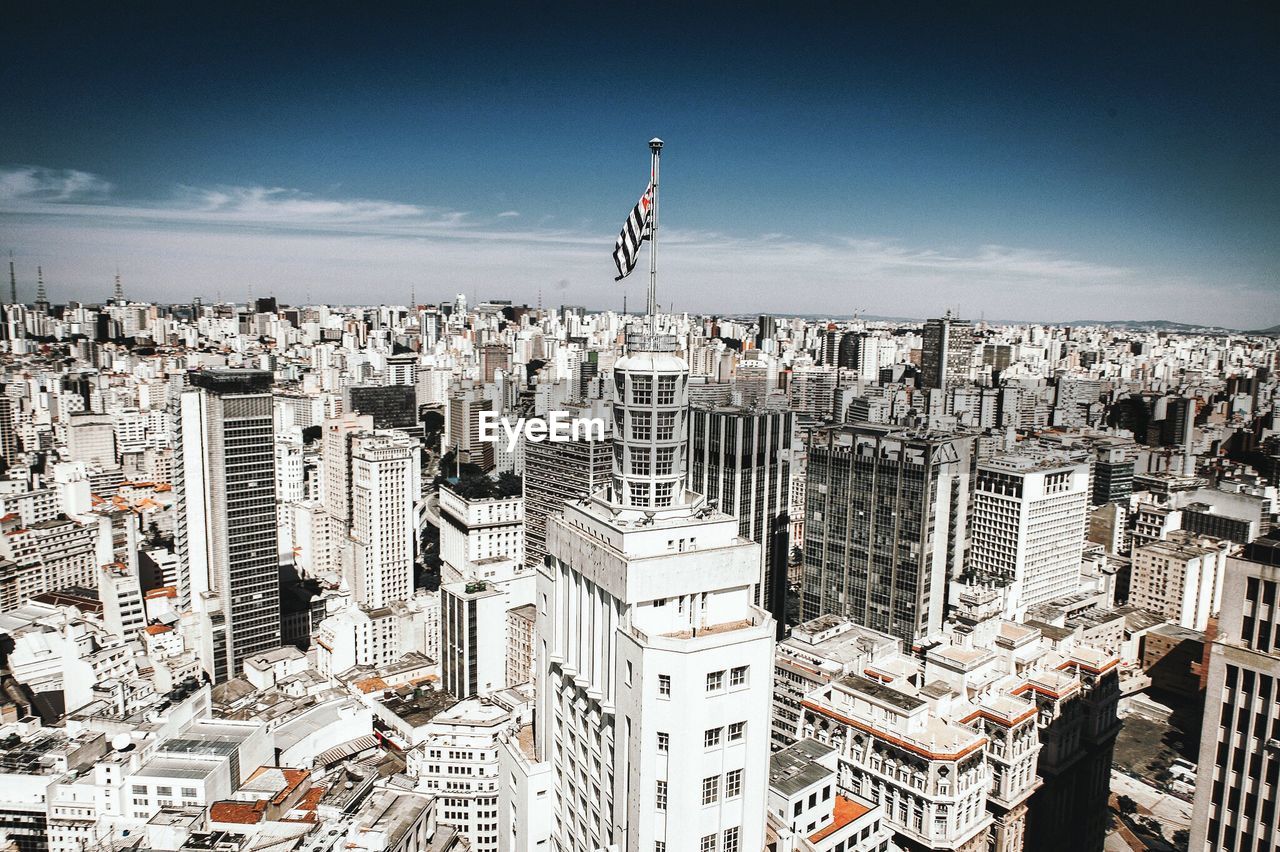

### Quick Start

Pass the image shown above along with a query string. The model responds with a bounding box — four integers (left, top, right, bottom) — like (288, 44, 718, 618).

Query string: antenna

(8, 252, 16, 305)
(114, 267, 124, 304)
(36, 266, 46, 305)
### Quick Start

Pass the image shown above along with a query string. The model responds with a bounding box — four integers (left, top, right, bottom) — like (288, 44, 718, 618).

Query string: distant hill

(1246, 324, 1280, 336)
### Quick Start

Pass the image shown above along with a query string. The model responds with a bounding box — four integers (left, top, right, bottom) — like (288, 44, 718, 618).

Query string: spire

(113, 268, 124, 303)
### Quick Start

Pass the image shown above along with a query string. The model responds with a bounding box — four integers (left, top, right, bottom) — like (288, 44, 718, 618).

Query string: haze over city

(2, 3, 1276, 326)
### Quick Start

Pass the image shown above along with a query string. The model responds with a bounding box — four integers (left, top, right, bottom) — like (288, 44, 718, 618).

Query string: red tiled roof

(209, 800, 266, 825)
(809, 795, 873, 843)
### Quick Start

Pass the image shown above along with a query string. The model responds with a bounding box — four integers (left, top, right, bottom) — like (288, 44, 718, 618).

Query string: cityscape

(1, 5, 1278, 852)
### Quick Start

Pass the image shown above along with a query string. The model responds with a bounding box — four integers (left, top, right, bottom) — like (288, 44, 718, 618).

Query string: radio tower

(8, 252, 16, 305)
(35, 266, 47, 310)
(113, 268, 124, 304)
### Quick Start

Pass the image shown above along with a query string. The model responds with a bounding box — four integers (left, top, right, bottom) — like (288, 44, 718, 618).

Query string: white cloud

(0, 166, 113, 202)
(0, 165, 1269, 325)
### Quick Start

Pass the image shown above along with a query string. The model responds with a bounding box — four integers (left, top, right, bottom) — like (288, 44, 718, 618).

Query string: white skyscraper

(536, 333, 775, 852)
(347, 429, 420, 609)
(966, 454, 1090, 617)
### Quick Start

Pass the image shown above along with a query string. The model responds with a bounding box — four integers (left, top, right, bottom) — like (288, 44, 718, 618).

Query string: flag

(612, 183, 653, 281)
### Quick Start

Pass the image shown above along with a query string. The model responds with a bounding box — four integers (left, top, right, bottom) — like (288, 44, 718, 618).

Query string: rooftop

(769, 738, 835, 797)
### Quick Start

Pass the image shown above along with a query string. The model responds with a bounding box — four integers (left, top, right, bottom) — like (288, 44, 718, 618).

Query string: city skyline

(2, 3, 1276, 327)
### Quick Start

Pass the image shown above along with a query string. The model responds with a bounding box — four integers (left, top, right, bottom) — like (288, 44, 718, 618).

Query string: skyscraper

(1189, 551, 1280, 851)
(921, 313, 974, 390)
(522, 403, 612, 570)
(687, 405, 793, 634)
(802, 423, 973, 642)
(536, 333, 775, 852)
(173, 369, 281, 683)
(347, 430, 420, 608)
(966, 454, 1090, 617)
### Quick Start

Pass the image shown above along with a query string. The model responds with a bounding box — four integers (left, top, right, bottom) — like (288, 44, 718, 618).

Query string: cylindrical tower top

(610, 348, 689, 510)
(649, 137, 664, 152)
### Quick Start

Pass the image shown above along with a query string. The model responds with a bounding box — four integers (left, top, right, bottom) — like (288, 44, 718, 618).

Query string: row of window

(655, 665, 750, 699)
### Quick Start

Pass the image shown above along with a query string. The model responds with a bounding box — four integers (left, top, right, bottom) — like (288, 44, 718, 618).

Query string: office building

(1189, 552, 1280, 851)
(522, 404, 612, 570)
(921, 314, 974, 390)
(348, 430, 420, 608)
(803, 423, 973, 642)
(966, 454, 1090, 617)
(1129, 531, 1231, 631)
(688, 405, 793, 632)
(173, 369, 281, 683)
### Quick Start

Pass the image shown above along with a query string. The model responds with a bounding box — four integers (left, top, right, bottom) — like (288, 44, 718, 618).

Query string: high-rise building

(787, 366, 837, 420)
(921, 314, 974, 390)
(345, 383, 423, 441)
(522, 406, 612, 570)
(1189, 551, 1280, 851)
(0, 393, 18, 465)
(1128, 531, 1230, 631)
(966, 454, 1090, 617)
(448, 382, 495, 471)
(321, 412, 374, 571)
(347, 430, 420, 609)
(536, 333, 775, 852)
(688, 405, 793, 633)
(1091, 447, 1133, 506)
(173, 369, 281, 683)
(802, 423, 973, 642)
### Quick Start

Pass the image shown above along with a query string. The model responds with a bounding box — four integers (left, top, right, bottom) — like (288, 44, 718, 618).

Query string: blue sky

(1, 2, 1276, 326)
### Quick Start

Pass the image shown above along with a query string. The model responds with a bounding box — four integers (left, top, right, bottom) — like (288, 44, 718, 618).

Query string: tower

(34, 266, 48, 313)
(173, 369, 281, 683)
(113, 269, 124, 304)
(347, 430, 419, 608)
(921, 312, 974, 390)
(7, 253, 16, 305)
(535, 139, 775, 852)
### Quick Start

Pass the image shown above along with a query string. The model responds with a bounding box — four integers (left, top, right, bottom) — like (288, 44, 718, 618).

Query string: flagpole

(647, 138, 663, 326)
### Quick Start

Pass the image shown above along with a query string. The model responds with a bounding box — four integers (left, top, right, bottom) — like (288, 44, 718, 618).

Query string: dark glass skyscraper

(687, 405, 793, 635)
(802, 423, 973, 642)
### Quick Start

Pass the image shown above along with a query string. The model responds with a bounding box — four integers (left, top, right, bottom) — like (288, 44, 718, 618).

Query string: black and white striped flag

(612, 183, 653, 281)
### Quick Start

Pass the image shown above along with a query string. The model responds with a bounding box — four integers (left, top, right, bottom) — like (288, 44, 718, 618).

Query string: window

(706, 670, 725, 692)
(705, 727, 722, 748)
(656, 781, 667, 811)
(657, 732, 669, 753)
(730, 666, 748, 687)
(181, 787, 197, 798)
(702, 775, 719, 805)
(725, 769, 743, 799)
(625, 661, 633, 686)
(156, 786, 173, 797)
(724, 827, 740, 852)
(656, 844, 666, 852)
(131, 785, 147, 795)
(728, 721, 745, 742)
(658, 674, 671, 698)
(701, 834, 717, 852)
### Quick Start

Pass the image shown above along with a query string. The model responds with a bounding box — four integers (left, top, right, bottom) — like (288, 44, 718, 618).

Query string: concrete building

(966, 454, 1090, 617)
(1129, 531, 1231, 631)
(522, 405, 612, 570)
(173, 369, 281, 683)
(766, 738, 892, 852)
(348, 430, 420, 608)
(535, 334, 776, 852)
(438, 486, 524, 584)
(921, 314, 974, 391)
(1189, 552, 1280, 850)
